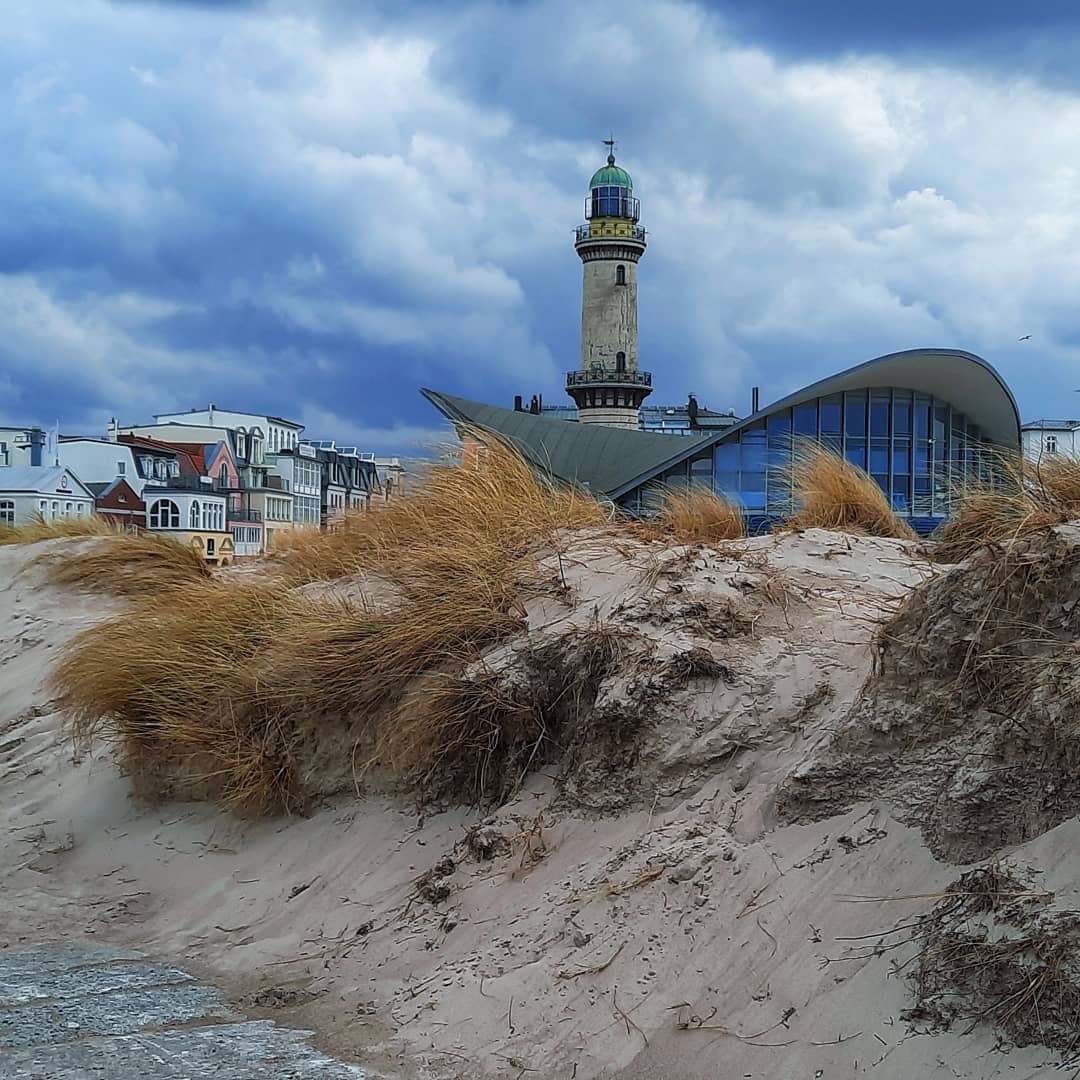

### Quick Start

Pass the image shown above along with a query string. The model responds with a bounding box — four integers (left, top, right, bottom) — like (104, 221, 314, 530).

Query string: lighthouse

(566, 139, 651, 428)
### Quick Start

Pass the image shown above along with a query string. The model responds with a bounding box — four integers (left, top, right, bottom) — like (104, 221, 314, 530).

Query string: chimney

(751, 386, 760, 413)
(514, 395, 523, 412)
(107, 417, 119, 442)
(28, 427, 45, 467)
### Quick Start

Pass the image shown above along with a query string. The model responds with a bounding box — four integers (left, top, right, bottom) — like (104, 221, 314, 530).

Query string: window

(155, 460, 167, 480)
(51, 501, 59, 516)
(1046, 435, 1059, 453)
(236, 430, 247, 458)
(149, 499, 181, 529)
(168, 460, 180, 478)
(64, 502, 73, 517)
(38, 500, 47, 514)
(219, 463, 229, 487)
(190, 501, 201, 529)
(117, 461, 126, 476)
(820, 396, 842, 435)
(0, 500, 14, 525)
(615, 265, 626, 286)
(845, 393, 867, 437)
(76, 504, 86, 516)
(206, 537, 216, 556)
(793, 403, 817, 437)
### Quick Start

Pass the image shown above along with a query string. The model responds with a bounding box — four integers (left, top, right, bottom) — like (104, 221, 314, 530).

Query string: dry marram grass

(0, 515, 114, 545)
(38, 533, 212, 596)
(54, 441, 611, 812)
(936, 453, 1080, 562)
(786, 444, 917, 540)
(649, 487, 745, 544)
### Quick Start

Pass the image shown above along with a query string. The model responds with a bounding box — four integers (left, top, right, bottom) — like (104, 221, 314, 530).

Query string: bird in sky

(1019, 334, 1032, 341)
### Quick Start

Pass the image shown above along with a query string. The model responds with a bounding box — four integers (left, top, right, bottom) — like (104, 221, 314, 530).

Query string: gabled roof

(421, 389, 712, 496)
(0, 466, 94, 498)
(86, 478, 143, 503)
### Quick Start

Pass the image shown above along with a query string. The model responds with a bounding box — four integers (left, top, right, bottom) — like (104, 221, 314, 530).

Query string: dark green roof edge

(421, 388, 712, 497)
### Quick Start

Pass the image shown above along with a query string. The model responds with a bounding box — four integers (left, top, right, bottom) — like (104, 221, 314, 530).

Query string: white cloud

(5, 0, 1080, 439)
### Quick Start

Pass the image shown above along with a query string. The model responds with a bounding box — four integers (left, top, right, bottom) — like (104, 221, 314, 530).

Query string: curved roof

(590, 160, 633, 189)
(751, 348, 1018, 445)
(608, 347, 1021, 499)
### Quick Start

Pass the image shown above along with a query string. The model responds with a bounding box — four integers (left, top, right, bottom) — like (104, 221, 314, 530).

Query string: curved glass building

(424, 347, 1021, 535)
(615, 348, 1021, 533)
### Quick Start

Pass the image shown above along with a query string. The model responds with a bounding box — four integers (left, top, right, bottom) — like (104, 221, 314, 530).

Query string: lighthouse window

(616, 265, 626, 286)
(616, 351, 627, 373)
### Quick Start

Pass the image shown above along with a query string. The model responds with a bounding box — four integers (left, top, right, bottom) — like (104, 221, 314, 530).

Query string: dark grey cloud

(2, 0, 1080, 451)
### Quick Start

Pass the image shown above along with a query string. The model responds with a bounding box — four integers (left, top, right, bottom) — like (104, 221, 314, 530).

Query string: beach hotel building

(423, 145, 1021, 533)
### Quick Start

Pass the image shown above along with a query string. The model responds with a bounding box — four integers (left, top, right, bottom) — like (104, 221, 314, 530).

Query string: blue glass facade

(629, 387, 997, 528)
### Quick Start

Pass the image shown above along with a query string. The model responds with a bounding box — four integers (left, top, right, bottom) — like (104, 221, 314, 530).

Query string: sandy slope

(0, 531, 1068, 1078)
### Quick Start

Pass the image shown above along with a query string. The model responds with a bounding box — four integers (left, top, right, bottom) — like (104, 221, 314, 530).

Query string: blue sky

(4, 0, 1080, 451)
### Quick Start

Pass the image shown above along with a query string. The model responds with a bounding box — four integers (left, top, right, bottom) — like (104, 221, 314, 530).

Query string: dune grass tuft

(0, 515, 114, 546)
(786, 444, 917, 540)
(935, 453, 1080, 562)
(54, 581, 332, 812)
(648, 486, 745, 544)
(54, 439, 611, 812)
(37, 532, 212, 596)
(274, 435, 605, 587)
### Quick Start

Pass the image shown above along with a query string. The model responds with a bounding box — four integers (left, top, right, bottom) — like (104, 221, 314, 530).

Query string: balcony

(566, 369, 653, 389)
(575, 223, 646, 244)
(153, 476, 223, 493)
(227, 508, 263, 523)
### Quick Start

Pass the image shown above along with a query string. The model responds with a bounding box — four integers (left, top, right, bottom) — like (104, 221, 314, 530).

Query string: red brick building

(86, 479, 145, 531)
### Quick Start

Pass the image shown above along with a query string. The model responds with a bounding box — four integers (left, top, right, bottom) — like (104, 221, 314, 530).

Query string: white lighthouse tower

(566, 139, 651, 428)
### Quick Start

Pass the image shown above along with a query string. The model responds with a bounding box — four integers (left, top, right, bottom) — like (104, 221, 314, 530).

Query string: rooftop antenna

(603, 135, 616, 165)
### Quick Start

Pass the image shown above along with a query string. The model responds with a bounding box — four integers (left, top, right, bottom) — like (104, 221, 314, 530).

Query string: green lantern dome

(589, 154, 633, 189)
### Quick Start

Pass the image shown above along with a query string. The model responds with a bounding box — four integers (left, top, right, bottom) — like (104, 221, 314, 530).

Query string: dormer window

(168, 460, 180, 477)
(236, 429, 247, 458)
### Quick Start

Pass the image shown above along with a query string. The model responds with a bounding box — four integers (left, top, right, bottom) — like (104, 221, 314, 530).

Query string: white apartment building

(269, 444, 321, 526)
(57, 437, 178, 498)
(0, 427, 47, 468)
(1022, 420, 1080, 461)
(154, 406, 303, 456)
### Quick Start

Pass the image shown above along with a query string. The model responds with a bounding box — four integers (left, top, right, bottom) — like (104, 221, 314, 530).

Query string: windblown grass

(274, 435, 604, 587)
(54, 439, 611, 812)
(648, 486, 745, 544)
(38, 533, 212, 596)
(786, 444, 917, 540)
(935, 453, 1080, 562)
(55, 581, 332, 812)
(0, 515, 114, 545)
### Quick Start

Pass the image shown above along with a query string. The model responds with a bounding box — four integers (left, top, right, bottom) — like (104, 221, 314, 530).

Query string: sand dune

(0, 529, 1072, 1078)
